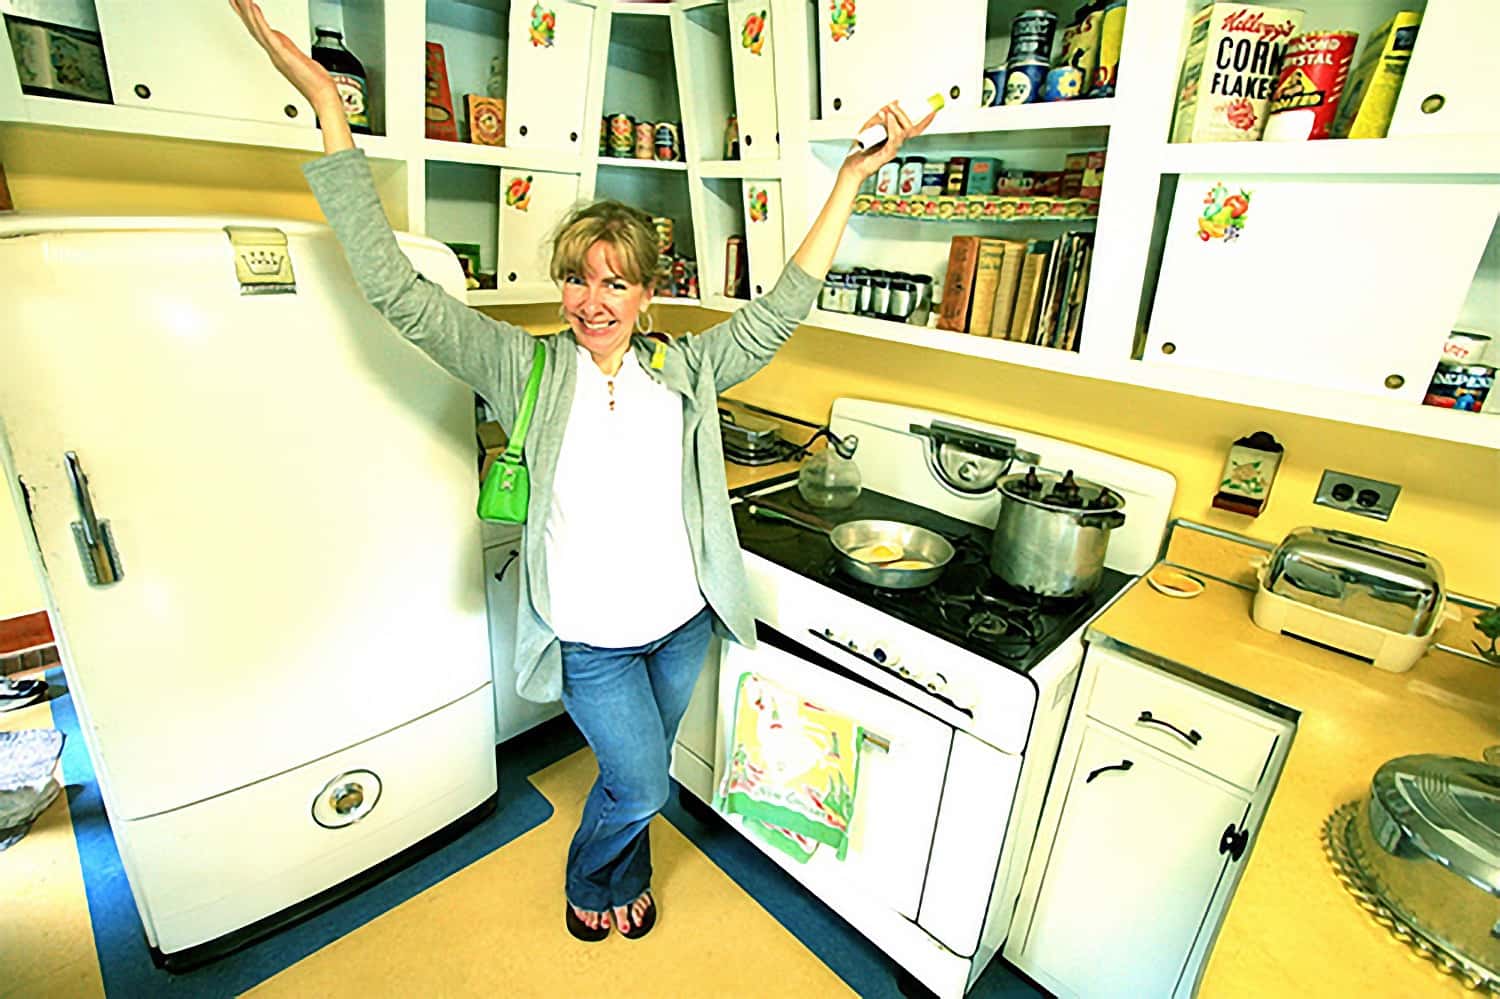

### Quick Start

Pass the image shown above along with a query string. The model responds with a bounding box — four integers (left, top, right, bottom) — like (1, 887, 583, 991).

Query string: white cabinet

(726, 0, 779, 159)
(497, 167, 581, 294)
(742, 178, 785, 298)
(94, 0, 314, 126)
(815, 0, 985, 119)
(1144, 176, 1500, 400)
(483, 538, 562, 745)
(1389, 0, 1500, 140)
(1007, 642, 1294, 999)
(505, 0, 597, 151)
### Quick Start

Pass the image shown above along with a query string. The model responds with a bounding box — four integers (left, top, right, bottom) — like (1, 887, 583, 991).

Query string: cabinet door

(506, 0, 596, 150)
(742, 179, 784, 299)
(726, 0, 779, 160)
(817, 0, 985, 119)
(1145, 176, 1500, 400)
(1021, 723, 1248, 999)
(96, 0, 314, 126)
(1389, 0, 1500, 139)
(498, 168, 581, 294)
(484, 541, 562, 744)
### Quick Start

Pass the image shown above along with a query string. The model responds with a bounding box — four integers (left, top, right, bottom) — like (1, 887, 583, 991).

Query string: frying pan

(746, 501, 955, 590)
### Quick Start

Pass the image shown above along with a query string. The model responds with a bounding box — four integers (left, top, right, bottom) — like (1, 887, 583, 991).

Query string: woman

(230, 0, 930, 942)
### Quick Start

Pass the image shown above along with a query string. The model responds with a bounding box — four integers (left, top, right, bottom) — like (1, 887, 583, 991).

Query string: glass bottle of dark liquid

(310, 27, 371, 134)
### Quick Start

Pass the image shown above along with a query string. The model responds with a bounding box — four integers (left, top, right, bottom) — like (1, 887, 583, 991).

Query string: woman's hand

(839, 103, 936, 184)
(229, 0, 353, 154)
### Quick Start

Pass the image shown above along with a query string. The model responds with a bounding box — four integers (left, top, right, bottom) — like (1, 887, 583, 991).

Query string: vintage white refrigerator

(0, 215, 497, 967)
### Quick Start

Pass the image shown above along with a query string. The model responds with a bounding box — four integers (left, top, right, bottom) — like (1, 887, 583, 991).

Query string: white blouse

(542, 344, 706, 648)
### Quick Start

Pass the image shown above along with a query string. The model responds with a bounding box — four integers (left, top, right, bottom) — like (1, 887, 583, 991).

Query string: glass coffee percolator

(795, 428, 861, 509)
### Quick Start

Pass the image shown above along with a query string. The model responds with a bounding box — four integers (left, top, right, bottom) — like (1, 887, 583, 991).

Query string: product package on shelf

(1263, 31, 1359, 141)
(4, 15, 110, 103)
(1171, 3, 1304, 142)
(1331, 11, 1422, 139)
(425, 42, 458, 141)
(465, 95, 505, 146)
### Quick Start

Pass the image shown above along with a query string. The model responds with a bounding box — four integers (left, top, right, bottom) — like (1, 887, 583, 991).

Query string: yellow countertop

(1088, 562, 1500, 997)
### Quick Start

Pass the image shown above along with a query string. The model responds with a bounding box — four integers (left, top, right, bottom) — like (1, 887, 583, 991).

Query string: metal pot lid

(999, 467, 1124, 513)
(1372, 754, 1500, 896)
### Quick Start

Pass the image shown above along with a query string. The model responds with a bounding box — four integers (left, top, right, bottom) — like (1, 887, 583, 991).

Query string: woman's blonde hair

(549, 199, 662, 290)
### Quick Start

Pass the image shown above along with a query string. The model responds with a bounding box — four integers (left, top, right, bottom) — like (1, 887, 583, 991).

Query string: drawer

(1083, 645, 1283, 792)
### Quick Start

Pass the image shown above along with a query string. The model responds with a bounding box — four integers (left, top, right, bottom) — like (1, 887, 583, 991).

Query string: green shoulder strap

(504, 339, 547, 461)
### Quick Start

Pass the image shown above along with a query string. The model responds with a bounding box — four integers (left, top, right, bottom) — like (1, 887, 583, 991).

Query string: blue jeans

(559, 606, 714, 912)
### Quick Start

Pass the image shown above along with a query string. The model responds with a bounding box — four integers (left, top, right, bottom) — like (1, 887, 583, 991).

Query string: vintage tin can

(654, 121, 681, 161)
(1263, 31, 1360, 141)
(1089, 0, 1127, 98)
(897, 157, 925, 197)
(1008, 9, 1058, 65)
(607, 113, 635, 157)
(982, 66, 1006, 107)
(875, 160, 901, 196)
(965, 157, 999, 196)
(920, 161, 946, 197)
(634, 121, 656, 158)
(1424, 363, 1495, 412)
(1044, 65, 1087, 101)
(943, 157, 969, 196)
(1002, 60, 1049, 105)
(652, 216, 674, 255)
(1058, 4, 1103, 96)
(600, 115, 608, 155)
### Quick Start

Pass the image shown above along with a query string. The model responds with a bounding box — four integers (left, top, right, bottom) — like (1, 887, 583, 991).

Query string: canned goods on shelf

(1003, 60, 1049, 105)
(634, 121, 655, 159)
(654, 121, 681, 161)
(607, 113, 635, 157)
(1007, 9, 1058, 66)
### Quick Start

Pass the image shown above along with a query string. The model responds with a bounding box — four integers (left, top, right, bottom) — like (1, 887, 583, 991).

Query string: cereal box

(1171, 3, 1305, 142)
(1331, 11, 1422, 139)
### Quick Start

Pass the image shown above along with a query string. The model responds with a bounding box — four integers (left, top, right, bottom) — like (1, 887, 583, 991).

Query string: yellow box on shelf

(852, 193, 1100, 222)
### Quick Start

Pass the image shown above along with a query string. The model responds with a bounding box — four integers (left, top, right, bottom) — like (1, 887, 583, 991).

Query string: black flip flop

(618, 893, 657, 940)
(565, 903, 610, 942)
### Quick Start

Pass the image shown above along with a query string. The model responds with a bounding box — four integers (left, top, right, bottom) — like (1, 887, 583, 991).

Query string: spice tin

(652, 216, 674, 255)
(875, 160, 901, 196)
(1089, 1, 1127, 97)
(1044, 65, 1087, 101)
(1002, 60, 1049, 105)
(1058, 5, 1103, 96)
(607, 113, 635, 157)
(965, 157, 999, 196)
(982, 66, 1006, 107)
(634, 120, 656, 158)
(1263, 31, 1360, 141)
(897, 157, 925, 197)
(921, 162, 946, 196)
(1007, 9, 1058, 65)
(654, 121, 681, 161)
(943, 157, 969, 196)
(1424, 363, 1495, 412)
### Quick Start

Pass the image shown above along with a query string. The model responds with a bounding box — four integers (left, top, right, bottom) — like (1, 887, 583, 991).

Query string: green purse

(477, 339, 546, 524)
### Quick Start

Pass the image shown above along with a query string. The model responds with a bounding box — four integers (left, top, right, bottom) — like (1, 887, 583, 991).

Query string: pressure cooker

(990, 467, 1127, 599)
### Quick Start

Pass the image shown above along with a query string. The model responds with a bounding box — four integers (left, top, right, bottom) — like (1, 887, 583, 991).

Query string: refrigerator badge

(529, 3, 556, 48)
(742, 10, 768, 55)
(748, 187, 770, 222)
(505, 175, 533, 212)
(1197, 182, 1250, 242)
(829, 0, 855, 42)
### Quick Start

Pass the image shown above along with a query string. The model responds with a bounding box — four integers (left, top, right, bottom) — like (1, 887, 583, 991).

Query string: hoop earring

(635, 310, 653, 335)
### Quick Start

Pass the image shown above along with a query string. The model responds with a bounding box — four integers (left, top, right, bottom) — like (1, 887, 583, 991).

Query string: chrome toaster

(1251, 527, 1450, 673)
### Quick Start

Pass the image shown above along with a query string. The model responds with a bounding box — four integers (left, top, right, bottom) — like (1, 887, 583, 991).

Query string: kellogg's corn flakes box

(1171, 3, 1305, 142)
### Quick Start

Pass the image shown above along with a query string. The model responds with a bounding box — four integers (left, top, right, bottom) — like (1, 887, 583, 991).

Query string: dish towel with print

(715, 671, 863, 863)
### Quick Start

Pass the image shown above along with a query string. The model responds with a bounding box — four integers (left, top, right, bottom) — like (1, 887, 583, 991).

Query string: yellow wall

(2, 127, 1495, 614)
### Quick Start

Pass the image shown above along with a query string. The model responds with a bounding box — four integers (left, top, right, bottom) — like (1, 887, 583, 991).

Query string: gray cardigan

(303, 149, 820, 703)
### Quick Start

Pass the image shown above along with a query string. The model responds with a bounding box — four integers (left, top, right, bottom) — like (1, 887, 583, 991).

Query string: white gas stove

(673, 399, 1175, 998)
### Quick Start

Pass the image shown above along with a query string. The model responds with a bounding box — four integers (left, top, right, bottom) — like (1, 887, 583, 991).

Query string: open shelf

(421, 137, 582, 172)
(809, 99, 1114, 149)
(1159, 134, 1500, 177)
(696, 159, 782, 179)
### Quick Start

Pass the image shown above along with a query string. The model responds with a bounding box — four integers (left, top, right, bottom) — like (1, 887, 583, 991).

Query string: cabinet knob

(949, 85, 961, 100)
(284, 105, 298, 119)
(1420, 94, 1446, 115)
(745, 134, 753, 147)
(134, 84, 151, 100)
(507, 272, 517, 283)
(1219, 824, 1249, 861)
(832, 97, 843, 111)
(519, 125, 528, 137)
(1384, 374, 1405, 390)
(1160, 341, 1177, 355)
(569, 131, 578, 142)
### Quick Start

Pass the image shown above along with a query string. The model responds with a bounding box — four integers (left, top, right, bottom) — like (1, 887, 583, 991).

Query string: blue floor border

(45, 667, 1041, 997)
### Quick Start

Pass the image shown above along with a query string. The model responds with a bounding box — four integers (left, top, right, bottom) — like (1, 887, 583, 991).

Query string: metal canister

(1002, 60, 1049, 105)
(1044, 65, 1087, 101)
(982, 66, 1006, 107)
(887, 275, 916, 321)
(869, 270, 892, 315)
(1058, 4, 1103, 96)
(1007, 9, 1058, 65)
(634, 120, 655, 159)
(921, 161, 946, 197)
(607, 113, 635, 157)
(897, 157, 925, 197)
(910, 275, 933, 325)
(652, 216, 674, 255)
(654, 121, 681, 161)
(820, 273, 844, 311)
(1088, 0, 1127, 98)
(875, 160, 901, 197)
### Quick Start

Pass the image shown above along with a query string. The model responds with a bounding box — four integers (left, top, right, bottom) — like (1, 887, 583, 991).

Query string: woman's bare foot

(572, 904, 611, 932)
(612, 890, 652, 934)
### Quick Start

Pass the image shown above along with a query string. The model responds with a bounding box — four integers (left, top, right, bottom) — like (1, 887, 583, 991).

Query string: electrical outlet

(1314, 470, 1400, 521)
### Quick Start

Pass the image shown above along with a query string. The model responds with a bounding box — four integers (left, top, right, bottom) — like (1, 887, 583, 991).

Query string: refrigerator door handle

(65, 451, 123, 586)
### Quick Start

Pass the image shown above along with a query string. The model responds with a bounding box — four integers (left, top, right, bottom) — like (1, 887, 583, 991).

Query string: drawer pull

(862, 731, 891, 753)
(1138, 710, 1202, 746)
(1219, 824, 1249, 861)
(1086, 759, 1133, 783)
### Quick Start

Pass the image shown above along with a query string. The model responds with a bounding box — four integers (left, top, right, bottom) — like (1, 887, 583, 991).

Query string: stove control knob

(924, 671, 949, 695)
(871, 644, 898, 668)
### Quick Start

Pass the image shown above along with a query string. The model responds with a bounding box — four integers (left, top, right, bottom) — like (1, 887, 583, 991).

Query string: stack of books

(935, 233, 1094, 351)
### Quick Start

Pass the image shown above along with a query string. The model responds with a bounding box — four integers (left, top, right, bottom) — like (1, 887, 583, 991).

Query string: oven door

(714, 634, 954, 920)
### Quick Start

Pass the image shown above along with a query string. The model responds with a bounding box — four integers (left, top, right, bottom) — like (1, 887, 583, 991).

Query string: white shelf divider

(806, 98, 1115, 145)
(1160, 134, 1500, 177)
(696, 159, 783, 179)
(595, 157, 689, 171)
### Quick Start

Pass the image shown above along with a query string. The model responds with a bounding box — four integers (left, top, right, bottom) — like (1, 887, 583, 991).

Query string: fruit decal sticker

(742, 10, 767, 55)
(1197, 182, 1250, 242)
(506, 175, 533, 212)
(529, 4, 556, 48)
(829, 0, 855, 42)
(747, 187, 769, 222)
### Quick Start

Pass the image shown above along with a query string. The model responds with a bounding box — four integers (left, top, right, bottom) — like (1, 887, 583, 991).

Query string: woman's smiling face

(561, 240, 653, 372)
